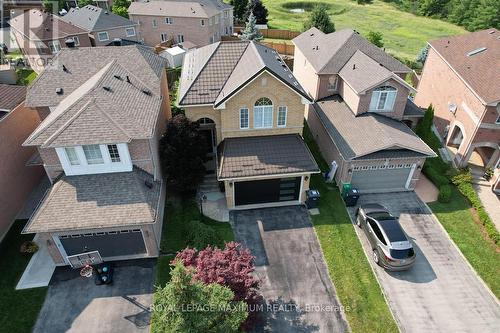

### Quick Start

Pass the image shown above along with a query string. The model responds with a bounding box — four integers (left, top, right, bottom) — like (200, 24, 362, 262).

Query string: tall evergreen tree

(303, 4, 335, 33)
(241, 13, 263, 41)
(230, 0, 249, 23)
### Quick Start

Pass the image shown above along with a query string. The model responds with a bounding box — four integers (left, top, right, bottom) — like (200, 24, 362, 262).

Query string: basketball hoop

(80, 265, 93, 278)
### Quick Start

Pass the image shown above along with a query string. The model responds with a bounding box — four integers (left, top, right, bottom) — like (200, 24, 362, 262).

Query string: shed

(160, 46, 186, 68)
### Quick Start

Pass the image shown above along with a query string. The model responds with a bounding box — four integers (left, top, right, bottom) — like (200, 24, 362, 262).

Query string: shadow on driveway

(33, 259, 155, 333)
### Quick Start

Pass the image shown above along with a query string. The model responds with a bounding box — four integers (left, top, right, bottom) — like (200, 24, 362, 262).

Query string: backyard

(0, 220, 47, 333)
(261, 0, 465, 61)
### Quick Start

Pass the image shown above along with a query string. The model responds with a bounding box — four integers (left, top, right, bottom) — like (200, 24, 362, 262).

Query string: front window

(277, 106, 287, 127)
(98, 32, 109, 41)
(165, 17, 173, 25)
(107, 144, 121, 162)
(200, 19, 206, 26)
(327, 76, 338, 91)
(83, 145, 104, 165)
(254, 97, 273, 129)
(152, 19, 158, 28)
(177, 35, 184, 43)
(161, 33, 168, 43)
(369, 86, 397, 112)
(240, 108, 249, 129)
(71, 36, 80, 46)
(65, 147, 80, 165)
(125, 27, 136, 37)
(48, 40, 61, 54)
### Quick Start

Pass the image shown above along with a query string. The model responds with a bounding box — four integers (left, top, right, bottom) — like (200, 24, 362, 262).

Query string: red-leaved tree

(175, 242, 262, 330)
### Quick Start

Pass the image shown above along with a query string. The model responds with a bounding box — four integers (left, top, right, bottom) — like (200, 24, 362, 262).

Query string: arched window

(197, 117, 214, 125)
(254, 97, 273, 128)
(369, 86, 397, 112)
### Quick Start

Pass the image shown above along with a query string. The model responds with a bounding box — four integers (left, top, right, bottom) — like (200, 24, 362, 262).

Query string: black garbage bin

(343, 188, 360, 207)
(305, 189, 320, 209)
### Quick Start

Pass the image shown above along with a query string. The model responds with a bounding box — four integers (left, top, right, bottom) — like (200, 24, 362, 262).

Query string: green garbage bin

(342, 183, 352, 198)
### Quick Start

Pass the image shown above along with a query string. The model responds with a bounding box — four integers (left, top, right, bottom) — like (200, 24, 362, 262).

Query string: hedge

(437, 184, 452, 203)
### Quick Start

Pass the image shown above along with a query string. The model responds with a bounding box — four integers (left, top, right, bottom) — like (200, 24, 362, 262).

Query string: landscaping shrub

(423, 162, 449, 186)
(437, 184, 451, 203)
(184, 220, 224, 249)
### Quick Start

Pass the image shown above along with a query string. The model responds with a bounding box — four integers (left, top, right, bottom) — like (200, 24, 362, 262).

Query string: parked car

(356, 203, 416, 271)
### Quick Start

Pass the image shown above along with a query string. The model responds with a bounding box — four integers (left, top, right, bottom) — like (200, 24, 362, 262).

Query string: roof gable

(128, 0, 231, 18)
(61, 5, 137, 32)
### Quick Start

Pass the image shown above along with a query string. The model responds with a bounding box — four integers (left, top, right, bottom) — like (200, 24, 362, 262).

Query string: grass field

(262, 0, 465, 61)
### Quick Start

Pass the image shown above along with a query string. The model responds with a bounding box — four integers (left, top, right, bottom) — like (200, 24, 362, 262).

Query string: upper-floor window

(161, 33, 168, 43)
(277, 106, 287, 127)
(70, 36, 80, 46)
(254, 97, 273, 129)
(224, 10, 228, 18)
(56, 143, 131, 176)
(152, 19, 158, 28)
(369, 86, 397, 112)
(48, 40, 61, 54)
(327, 76, 338, 91)
(496, 114, 500, 124)
(240, 108, 249, 129)
(496, 104, 500, 124)
(98, 31, 109, 42)
(177, 35, 184, 43)
(165, 17, 173, 25)
(125, 27, 136, 37)
(215, 14, 219, 24)
(200, 19, 206, 26)
(209, 17, 214, 26)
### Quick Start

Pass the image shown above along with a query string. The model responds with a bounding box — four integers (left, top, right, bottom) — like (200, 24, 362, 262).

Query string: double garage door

(58, 229, 147, 259)
(351, 164, 415, 192)
(234, 177, 301, 206)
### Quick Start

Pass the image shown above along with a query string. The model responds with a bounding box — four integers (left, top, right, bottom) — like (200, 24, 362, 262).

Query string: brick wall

(292, 47, 320, 99)
(92, 25, 140, 46)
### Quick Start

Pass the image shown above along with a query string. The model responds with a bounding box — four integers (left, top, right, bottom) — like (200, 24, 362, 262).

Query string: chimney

(112, 38, 122, 46)
(65, 38, 76, 48)
(353, 64, 356, 70)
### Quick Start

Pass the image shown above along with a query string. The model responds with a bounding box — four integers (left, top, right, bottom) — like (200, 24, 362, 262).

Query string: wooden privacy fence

(261, 41, 295, 56)
(260, 29, 301, 40)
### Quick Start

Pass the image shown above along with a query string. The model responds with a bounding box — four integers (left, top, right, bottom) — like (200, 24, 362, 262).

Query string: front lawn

(0, 221, 47, 333)
(303, 125, 398, 332)
(155, 198, 234, 286)
(429, 187, 500, 298)
(262, 0, 465, 61)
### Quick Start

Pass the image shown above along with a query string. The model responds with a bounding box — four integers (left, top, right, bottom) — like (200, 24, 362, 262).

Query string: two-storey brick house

(178, 41, 319, 209)
(21, 45, 171, 266)
(293, 28, 435, 193)
(414, 29, 500, 193)
(128, 0, 233, 47)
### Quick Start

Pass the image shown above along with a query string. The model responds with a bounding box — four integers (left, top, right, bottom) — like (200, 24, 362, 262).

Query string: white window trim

(240, 108, 249, 129)
(48, 40, 61, 54)
(277, 106, 287, 127)
(369, 87, 397, 112)
(161, 33, 168, 43)
(177, 34, 184, 43)
(71, 36, 80, 46)
(56, 143, 132, 176)
(165, 17, 173, 25)
(327, 75, 338, 91)
(125, 27, 136, 37)
(97, 31, 109, 42)
(152, 19, 158, 28)
(254, 106, 273, 129)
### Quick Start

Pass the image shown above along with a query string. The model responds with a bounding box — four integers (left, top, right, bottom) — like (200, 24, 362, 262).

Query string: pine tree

(367, 31, 384, 48)
(241, 13, 263, 41)
(303, 4, 335, 33)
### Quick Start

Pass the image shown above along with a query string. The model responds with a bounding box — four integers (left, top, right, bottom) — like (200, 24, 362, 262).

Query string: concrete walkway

(197, 174, 229, 222)
(415, 174, 439, 203)
(16, 234, 56, 290)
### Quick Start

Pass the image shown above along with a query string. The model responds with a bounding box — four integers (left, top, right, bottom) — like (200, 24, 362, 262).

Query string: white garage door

(351, 163, 415, 192)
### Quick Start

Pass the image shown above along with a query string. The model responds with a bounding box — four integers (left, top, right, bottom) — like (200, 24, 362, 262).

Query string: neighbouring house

(128, 0, 234, 47)
(60, 5, 139, 46)
(1, 0, 42, 21)
(21, 45, 171, 266)
(0, 84, 45, 241)
(293, 28, 436, 193)
(9, 9, 92, 73)
(178, 41, 320, 209)
(414, 28, 500, 193)
(65, 0, 113, 10)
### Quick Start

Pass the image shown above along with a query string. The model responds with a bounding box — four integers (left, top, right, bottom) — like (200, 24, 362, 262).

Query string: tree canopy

(303, 4, 335, 33)
(111, 0, 131, 18)
(230, 0, 248, 23)
(245, 0, 268, 24)
(241, 12, 263, 41)
(367, 31, 384, 48)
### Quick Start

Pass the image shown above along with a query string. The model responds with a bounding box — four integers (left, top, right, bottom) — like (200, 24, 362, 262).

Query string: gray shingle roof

(23, 168, 161, 234)
(9, 9, 88, 41)
(403, 99, 425, 118)
(24, 59, 163, 147)
(26, 45, 166, 107)
(293, 27, 411, 75)
(128, 0, 231, 18)
(178, 41, 311, 106)
(313, 96, 436, 160)
(61, 5, 137, 32)
(429, 28, 500, 104)
(219, 134, 320, 179)
(0, 84, 26, 111)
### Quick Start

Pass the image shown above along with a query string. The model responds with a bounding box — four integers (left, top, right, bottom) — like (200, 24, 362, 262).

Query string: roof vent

(142, 89, 152, 96)
(113, 75, 122, 80)
(103, 86, 112, 92)
(56, 88, 63, 95)
(144, 180, 153, 189)
(112, 38, 122, 46)
(276, 56, 282, 62)
(353, 64, 356, 70)
(62, 64, 68, 72)
(65, 38, 76, 48)
(488, 30, 495, 34)
(467, 47, 487, 57)
(126, 76, 131, 84)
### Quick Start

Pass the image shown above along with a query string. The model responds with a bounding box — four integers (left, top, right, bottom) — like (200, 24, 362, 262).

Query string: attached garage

(57, 229, 147, 259)
(350, 164, 415, 192)
(234, 177, 301, 206)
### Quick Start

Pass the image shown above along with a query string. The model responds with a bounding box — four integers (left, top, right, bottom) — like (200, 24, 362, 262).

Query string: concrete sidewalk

(16, 234, 56, 290)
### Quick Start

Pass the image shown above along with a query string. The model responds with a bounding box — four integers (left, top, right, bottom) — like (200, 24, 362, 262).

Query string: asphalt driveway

(347, 192, 500, 333)
(231, 206, 349, 333)
(33, 259, 155, 333)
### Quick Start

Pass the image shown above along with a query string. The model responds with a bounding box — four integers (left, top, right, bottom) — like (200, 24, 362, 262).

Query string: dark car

(356, 203, 416, 271)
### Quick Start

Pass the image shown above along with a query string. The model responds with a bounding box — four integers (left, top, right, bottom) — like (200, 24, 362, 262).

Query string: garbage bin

(341, 183, 352, 197)
(305, 189, 321, 209)
(343, 188, 360, 207)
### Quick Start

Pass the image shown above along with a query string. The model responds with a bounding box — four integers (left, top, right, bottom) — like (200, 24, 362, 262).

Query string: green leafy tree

(367, 31, 384, 47)
(417, 0, 450, 17)
(241, 13, 263, 41)
(467, 0, 500, 30)
(244, 0, 268, 24)
(416, 45, 429, 64)
(42, 0, 66, 13)
(303, 4, 335, 33)
(230, 0, 249, 23)
(152, 262, 248, 333)
(111, 0, 131, 18)
(76, 0, 94, 7)
(159, 115, 208, 194)
(447, 0, 479, 26)
(355, 0, 373, 4)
